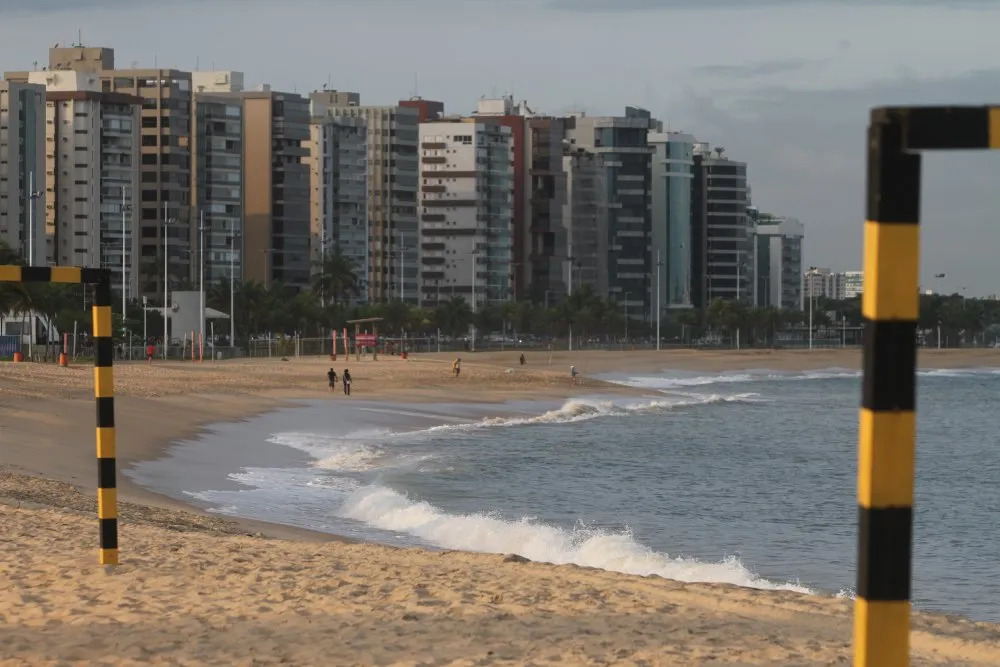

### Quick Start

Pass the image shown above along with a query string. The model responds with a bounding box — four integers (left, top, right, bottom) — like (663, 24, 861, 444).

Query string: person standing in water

(570, 365, 578, 384)
(327, 368, 338, 392)
(343, 368, 352, 395)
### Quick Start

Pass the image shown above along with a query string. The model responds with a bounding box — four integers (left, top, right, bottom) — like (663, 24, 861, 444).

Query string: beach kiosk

(347, 317, 382, 361)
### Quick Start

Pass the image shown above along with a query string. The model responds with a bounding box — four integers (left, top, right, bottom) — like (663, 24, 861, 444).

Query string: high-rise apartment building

(306, 114, 368, 300)
(418, 120, 514, 309)
(691, 143, 752, 307)
(804, 267, 845, 300)
(24, 70, 140, 297)
(843, 271, 863, 298)
(564, 107, 656, 316)
(213, 88, 310, 290)
(750, 210, 804, 310)
(191, 92, 244, 287)
(649, 131, 695, 312)
(0, 80, 46, 265)
(312, 92, 419, 304)
(524, 116, 566, 304)
(562, 151, 609, 298)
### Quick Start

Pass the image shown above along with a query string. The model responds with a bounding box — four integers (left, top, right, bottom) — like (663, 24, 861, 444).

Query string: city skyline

(2, 0, 999, 295)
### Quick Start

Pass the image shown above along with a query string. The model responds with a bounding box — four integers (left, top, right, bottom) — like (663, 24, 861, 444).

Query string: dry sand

(2, 348, 1000, 665)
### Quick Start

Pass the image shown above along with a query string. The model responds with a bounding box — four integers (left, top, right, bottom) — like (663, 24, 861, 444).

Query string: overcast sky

(3, 0, 999, 294)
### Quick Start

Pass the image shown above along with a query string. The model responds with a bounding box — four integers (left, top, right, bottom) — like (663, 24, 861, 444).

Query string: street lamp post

(121, 187, 132, 317)
(162, 204, 176, 359)
(201, 217, 207, 345)
(470, 251, 477, 353)
(656, 250, 662, 351)
(230, 232, 240, 351)
(807, 266, 817, 351)
(25, 171, 41, 266)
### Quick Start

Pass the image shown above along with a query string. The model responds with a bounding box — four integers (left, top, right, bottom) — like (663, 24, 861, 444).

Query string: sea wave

(337, 483, 812, 594)
(618, 366, 1000, 390)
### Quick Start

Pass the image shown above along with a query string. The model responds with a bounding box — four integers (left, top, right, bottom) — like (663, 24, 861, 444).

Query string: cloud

(674, 68, 1000, 288)
(693, 58, 815, 79)
(5, 0, 205, 15)
(548, 0, 1000, 11)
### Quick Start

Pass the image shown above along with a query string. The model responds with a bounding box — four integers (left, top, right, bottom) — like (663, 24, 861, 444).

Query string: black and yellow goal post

(0, 265, 117, 565)
(857, 105, 1000, 666)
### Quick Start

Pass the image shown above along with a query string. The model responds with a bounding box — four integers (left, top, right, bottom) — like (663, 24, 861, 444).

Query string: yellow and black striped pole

(89, 269, 118, 566)
(0, 265, 117, 564)
(855, 105, 1000, 665)
(856, 108, 920, 667)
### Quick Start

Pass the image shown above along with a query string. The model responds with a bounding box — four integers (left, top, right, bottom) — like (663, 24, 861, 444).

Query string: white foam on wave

(422, 393, 762, 435)
(619, 365, 1000, 391)
(338, 484, 812, 594)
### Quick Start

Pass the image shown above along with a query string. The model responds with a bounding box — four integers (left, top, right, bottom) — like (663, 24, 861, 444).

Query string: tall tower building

(418, 120, 514, 308)
(649, 131, 695, 312)
(0, 80, 46, 265)
(26, 70, 140, 297)
(563, 107, 656, 315)
(312, 92, 419, 304)
(306, 114, 368, 301)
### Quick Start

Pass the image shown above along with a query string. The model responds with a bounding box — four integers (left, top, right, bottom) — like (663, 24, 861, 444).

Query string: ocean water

(127, 366, 1000, 622)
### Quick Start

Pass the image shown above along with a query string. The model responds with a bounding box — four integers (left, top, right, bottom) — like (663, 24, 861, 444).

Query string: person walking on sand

(570, 365, 578, 384)
(343, 369, 352, 395)
(327, 367, 338, 392)
(146, 341, 156, 365)
(452, 357, 462, 378)
(519, 353, 526, 366)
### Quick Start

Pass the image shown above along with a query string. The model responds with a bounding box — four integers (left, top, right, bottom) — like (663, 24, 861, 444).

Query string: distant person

(343, 369, 352, 395)
(570, 365, 578, 383)
(146, 342, 156, 365)
(519, 353, 526, 366)
(452, 357, 462, 378)
(327, 368, 338, 392)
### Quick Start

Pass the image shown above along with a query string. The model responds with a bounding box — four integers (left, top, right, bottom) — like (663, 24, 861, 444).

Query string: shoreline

(3, 349, 1000, 663)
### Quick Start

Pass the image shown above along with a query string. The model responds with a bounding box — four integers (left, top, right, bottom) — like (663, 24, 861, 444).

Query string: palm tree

(436, 296, 473, 338)
(312, 246, 359, 306)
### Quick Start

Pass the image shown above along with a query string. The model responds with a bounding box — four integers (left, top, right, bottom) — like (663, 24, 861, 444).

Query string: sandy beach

(2, 348, 1000, 665)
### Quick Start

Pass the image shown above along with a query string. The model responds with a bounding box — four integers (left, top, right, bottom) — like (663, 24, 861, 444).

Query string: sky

(2, 0, 1000, 295)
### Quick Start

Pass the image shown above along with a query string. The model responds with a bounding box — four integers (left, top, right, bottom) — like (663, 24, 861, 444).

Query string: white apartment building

(752, 214, 804, 310)
(0, 80, 47, 265)
(26, 70, 140, 299)
(843, 270, 863, 298)
(804, 267, 845, 300)
(306, 114, 368, 301)
(418, 120, 514, 309)
(191, 71, 244, 94)
(311, 93, 419, 304)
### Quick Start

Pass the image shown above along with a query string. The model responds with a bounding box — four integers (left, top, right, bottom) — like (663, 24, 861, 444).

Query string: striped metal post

(855, 105, 1000, 666)
(91, 271, 118, 566)
(0, 265, 117, 564)
(855, 108, 920, 667)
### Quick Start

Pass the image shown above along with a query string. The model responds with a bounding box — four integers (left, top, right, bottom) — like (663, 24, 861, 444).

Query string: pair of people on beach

(328, 368, 352, 395)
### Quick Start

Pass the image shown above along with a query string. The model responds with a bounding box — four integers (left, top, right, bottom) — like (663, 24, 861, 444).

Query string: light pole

(201, 215, 207, 343)
(121, 187, 132, 317)
(809, 266, 816, 350)
(25, 171, 41, 266)
(230, 232, 240, 350)
(568, 259, 573, 352)
(399, 234, 405, 303)
(623, 291, 630, 343)
(162, 204, 176, 359)
(656, 250, 662, 351)
(142, 296, 148, 345)
(470, 250, 477, 352)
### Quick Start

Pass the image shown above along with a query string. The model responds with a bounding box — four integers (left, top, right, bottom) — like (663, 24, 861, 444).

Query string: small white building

(0, 310, 59, 346)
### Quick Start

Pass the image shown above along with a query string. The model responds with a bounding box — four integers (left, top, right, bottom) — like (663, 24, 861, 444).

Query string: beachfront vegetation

(1, 240, 998, 349)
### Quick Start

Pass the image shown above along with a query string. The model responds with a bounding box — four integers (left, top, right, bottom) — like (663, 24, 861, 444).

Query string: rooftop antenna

(413, 72, 419, 98)
(195, 55, 200, 71)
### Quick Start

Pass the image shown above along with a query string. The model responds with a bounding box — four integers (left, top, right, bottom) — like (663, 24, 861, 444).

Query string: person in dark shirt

(327, 368, 338, 392)
(519, 353, 526, 366)
(343, 369, 352, 395)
